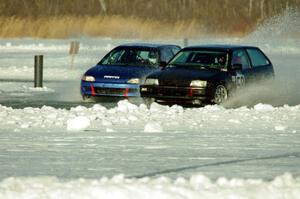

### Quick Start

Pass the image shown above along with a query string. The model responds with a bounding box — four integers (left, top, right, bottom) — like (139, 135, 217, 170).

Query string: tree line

(1, 0, 298, 19)
(0, 0, 298, 37)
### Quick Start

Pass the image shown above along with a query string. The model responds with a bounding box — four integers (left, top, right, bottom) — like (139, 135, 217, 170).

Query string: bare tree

(260, 0, 265, 20)
(99, 0, 107, 13)
(248, 0, 253, 17)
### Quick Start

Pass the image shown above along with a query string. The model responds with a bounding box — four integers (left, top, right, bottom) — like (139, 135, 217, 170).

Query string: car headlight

(82, 75, 95, 82)
(190, 80, 207, 87)
(144, 78, 159, 85)
(127, 78, 140, 84)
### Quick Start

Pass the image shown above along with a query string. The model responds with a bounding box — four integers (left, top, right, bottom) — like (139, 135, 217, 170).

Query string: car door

(231, 49, 252, 88)
(246, 48, 274, 81)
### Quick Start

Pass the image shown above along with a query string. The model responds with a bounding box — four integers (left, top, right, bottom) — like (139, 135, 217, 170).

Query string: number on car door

(234, 72, 245, 88)
(231, 49, 251, 88)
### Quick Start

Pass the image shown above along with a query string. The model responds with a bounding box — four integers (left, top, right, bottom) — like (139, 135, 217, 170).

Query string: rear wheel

(213, 85, 228, 104)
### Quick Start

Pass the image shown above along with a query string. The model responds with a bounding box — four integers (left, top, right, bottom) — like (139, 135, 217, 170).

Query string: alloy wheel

(214, 85, 228, 104)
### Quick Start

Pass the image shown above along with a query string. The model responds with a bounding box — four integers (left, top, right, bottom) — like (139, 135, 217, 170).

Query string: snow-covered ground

(0, 100, 300, 198)
(0, 11, 300, 198)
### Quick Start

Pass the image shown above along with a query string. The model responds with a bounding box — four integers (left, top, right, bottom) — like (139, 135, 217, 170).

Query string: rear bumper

(140, 85, 212, 104)
(81, 81, 140, 97)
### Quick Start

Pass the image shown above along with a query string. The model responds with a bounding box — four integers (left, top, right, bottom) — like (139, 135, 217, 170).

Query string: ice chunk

(117, 100, 138, 112)
(144, 122, 163, 133)
(71, 106, 88, 112)
(92, 104, 107, 112)
(67, 116, 91, 131)
(106, 128, 115, 133)
(275, 125, 287, 131)
(254, 103, 274, 111)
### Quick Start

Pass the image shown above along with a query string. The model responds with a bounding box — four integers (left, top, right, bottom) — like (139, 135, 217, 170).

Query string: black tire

(213, 85, 228, 104)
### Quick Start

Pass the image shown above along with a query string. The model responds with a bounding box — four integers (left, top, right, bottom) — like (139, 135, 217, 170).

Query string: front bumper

(140, 85, 212, 104)
(81, 81, 140, 97)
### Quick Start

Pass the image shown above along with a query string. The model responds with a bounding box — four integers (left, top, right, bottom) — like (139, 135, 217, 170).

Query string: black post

(34, 55, 43, 88)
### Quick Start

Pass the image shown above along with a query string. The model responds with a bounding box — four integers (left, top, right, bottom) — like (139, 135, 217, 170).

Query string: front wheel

(213, 85, 228, 104)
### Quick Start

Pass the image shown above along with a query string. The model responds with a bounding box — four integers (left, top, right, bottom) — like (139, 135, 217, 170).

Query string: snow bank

(0, 100, 299, 134)
(0, 173, 299, 199)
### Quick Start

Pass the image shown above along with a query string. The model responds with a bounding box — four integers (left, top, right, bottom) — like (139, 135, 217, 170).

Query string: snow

(0, 100, 299, 134)
(0, 173, 299, 199)
(144, 122, 163, 133)
(253, 103, 274, 111)
(67, 116, 91, 131)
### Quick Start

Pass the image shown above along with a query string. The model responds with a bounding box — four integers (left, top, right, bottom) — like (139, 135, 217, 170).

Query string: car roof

(117, 43, 180, 48)
(184, 44, 258, 51)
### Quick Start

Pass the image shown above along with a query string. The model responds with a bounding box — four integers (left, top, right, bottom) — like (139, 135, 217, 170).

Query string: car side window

(231, 49, 250, 70)
(171, 46, 180, 55)
(246, 48, 270, 67)
(161, 47, 176, 62)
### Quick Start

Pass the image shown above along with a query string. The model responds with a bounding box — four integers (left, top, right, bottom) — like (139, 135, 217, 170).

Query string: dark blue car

(81, 43, 180, 99)
(140, 45, 274, 106)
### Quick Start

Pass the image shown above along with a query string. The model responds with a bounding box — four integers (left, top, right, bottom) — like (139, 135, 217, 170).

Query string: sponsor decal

(104, 75, 120, 79)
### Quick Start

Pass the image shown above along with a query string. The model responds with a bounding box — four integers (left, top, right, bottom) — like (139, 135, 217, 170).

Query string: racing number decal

(232, 72, 245, 88)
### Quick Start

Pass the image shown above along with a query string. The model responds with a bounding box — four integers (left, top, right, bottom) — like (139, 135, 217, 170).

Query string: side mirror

(231, 63, 242, 70)
(159, 61, 167, 69)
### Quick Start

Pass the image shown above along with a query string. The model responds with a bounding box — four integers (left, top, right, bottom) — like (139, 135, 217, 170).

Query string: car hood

(148, 66, 226, 86)
(84, 65, 159, 83)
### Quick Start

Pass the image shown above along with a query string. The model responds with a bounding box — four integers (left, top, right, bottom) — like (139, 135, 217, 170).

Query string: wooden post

(69, 41, 80, 68)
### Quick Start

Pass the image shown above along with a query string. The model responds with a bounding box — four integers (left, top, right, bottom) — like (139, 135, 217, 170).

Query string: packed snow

(0, 100, 299, 134)
(0, 10, 300, 198)
(0, 173, 300, 199)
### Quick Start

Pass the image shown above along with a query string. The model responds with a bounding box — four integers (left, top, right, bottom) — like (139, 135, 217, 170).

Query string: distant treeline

(1, 0, 299, 19)
(0, 0, 299, 38)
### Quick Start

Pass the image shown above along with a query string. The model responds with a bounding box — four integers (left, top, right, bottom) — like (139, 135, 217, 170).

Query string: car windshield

(99, 48, 159, 67)
(168, 50, 228, 70)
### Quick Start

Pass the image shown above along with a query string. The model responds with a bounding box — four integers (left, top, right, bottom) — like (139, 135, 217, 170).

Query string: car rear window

(246, 49, 270, 67)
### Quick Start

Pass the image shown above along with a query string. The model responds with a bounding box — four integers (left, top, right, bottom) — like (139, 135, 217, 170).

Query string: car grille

(83, 86, 138, 95)
(94, 87, 138, 95)
(142, 86, 206, 98)
(159, 79, 190, 87)
(157, 87, 189, 97)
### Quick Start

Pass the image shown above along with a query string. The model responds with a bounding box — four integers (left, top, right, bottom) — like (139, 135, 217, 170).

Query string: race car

(140, 45, 274, 105)
(81, 43, 180, 100)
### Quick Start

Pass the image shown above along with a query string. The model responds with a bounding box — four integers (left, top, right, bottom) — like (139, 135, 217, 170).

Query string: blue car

(81, 43, 180, 100)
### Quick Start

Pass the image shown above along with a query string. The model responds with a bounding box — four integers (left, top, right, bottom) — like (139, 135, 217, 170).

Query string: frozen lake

(0, 14, 300, 198)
